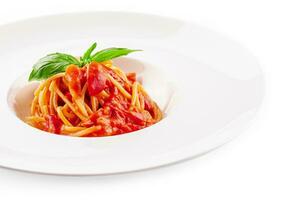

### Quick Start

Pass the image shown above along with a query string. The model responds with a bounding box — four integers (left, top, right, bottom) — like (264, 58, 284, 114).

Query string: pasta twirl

(27, 61, 163, 137)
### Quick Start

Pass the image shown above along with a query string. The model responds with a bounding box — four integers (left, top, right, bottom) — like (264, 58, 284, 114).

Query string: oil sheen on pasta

(26, 61, 163, 137)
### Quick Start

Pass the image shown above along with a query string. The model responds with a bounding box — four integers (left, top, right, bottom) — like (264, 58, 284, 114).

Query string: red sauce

(44, 114, 63, 134)
(86, 88, 147, 136)
(126, 72, 136, 83)
(65, 65, 83, 96)
(64, 92, 72, 101)
(40, 62, 161, 137)
(87, 62, 108, 96)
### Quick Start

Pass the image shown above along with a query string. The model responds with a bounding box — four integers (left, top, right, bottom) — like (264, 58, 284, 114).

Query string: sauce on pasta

(26, 61, 163, 137)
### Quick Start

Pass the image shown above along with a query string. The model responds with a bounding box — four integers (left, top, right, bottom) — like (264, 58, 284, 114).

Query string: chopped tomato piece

(126, 72, 136, 83)
(87, 62, 108, 96)
(44, 114, 63, 134)
(65, 65, 82, 96)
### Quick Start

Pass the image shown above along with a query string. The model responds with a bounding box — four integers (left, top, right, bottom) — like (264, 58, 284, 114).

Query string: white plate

(0, 12, 264, 175)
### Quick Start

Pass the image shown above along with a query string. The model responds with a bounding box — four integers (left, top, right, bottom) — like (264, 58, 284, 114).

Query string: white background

(0, 0, 285, 199)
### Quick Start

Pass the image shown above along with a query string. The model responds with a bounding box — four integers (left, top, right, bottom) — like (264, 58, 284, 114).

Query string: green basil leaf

(81, 42, 97, 63)
(28, 53, 81, 81)
(28, 43, 142, 81)
(91, 48, 141, 63)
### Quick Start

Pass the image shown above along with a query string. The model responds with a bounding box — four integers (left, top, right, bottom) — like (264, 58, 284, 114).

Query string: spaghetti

(26, 61, 163, 137)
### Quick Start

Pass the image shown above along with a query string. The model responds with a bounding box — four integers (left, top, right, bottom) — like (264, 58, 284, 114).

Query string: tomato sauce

(44, 114, 63, 134)
(65, 65, 83, 96)
(86, 62, 109, 96)
(44, 62, 161, 137)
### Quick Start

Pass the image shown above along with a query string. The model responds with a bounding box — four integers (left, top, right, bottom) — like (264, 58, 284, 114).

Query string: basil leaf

(81, 42, 97, 63)
(91, 48, 141, 63)
(28, 43, 142, 81)
(28, 53, 81, 81)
